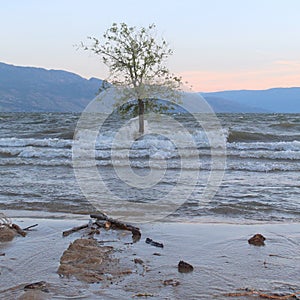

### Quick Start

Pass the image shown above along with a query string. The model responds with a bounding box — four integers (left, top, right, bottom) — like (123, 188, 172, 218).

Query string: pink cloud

(179, 60, 300, 92)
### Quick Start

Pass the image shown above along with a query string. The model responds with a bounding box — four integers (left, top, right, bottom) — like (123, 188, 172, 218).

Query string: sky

(1, 0, 300, 92)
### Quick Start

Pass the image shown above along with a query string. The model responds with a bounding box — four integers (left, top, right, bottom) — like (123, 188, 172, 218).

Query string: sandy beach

(0, 210, 299, 299)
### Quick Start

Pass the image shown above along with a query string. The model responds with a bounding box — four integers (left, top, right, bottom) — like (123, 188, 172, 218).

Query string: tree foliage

(81, 23, 182, 133)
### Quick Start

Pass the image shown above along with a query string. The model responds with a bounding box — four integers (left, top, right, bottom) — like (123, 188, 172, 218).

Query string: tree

(81, 23, 182, 134)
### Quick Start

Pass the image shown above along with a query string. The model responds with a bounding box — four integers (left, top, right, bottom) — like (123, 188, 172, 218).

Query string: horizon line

(1, 60, 299, 94)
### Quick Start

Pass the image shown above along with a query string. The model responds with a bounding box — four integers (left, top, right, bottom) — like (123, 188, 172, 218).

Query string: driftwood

(145, 238, 163, 248)
(0, 213, 11, 226)
(23, 224, 38, 231)
(0, 214, 27, 239)
(90, 213, 141, 243)
(62, 224, 89, 237)
(11, 223, 27, 237)
(62, 212, 141, 241)
(133, 293, 154, 298)
(0, 223, 27, 240)
(225, 289, 300, 299)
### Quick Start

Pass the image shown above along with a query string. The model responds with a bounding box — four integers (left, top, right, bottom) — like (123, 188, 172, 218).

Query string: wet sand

(0, 211, 299, 299)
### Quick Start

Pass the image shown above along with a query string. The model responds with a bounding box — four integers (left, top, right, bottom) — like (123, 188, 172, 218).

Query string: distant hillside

(201, 95, 267, 113)
(203, 88, 300, 113)
(0, 62, 102, 112)
(0, 62, 299, 113)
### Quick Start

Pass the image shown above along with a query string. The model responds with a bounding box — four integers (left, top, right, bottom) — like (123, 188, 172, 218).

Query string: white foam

(237, 150, 300, 160)
(228, 140, 300, 151)
(0, 137, 71, 148)
(18, 147, 71, 158)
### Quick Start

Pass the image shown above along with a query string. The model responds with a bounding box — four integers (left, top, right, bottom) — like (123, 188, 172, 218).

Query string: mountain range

(0, 62, 299, 113)
(0, 62, 102, 112)
(202, 88, 300, 113)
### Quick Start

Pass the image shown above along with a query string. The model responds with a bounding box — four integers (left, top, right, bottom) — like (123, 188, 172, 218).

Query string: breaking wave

(228, 130, 300, 143)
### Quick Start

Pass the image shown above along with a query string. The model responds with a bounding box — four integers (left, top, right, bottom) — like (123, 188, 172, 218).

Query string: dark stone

(248, 234, 266, 246)
(133, 258, 144, 265)
(178, 260, 194, 273)
(145, 238, 164, 248)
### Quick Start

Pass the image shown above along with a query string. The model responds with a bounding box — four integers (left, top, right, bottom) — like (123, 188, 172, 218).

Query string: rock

(18, 290, 50, 300)
(58, 239, 111, 283)
(248, 234, 266, 246)
(134, 258, 144, 265)
(145, 238, 164, 248)
(178, 260, 194, 273)
(58, 238, 132, 283)
(0, 225, 16, 242)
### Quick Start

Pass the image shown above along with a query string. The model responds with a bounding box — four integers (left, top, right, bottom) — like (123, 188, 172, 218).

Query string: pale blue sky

(1, 0, 300, 91)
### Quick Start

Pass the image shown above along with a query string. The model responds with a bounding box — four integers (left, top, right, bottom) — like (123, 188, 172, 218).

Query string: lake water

(1, 112, 299, 223)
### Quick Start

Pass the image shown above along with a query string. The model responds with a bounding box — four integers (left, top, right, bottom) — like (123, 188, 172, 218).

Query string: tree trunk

(138, 99, 145, 134)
